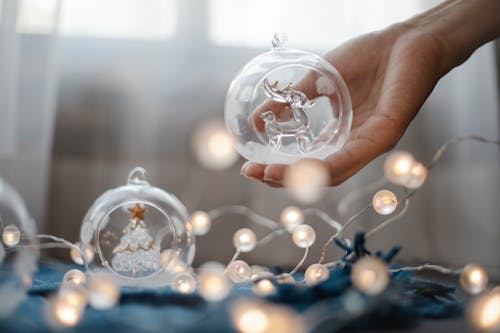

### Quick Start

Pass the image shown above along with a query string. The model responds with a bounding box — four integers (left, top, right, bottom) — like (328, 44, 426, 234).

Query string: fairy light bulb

(227, 260, 251, 283)
(253, 279, 276, 296)
(63, 269, 87, 286)
(276, 273, 295, 284)
(304, 264, 330, 286)
(292, 224, 316, 248)
(51, 297, 84, 327)
(469, 289, 500, 332)
(404, 162, 428, 189)
(280, 206, 304, 232)
(172, 272, 197, 294)
(198, 262, 231, 302)
(284, 159, 329, 204)
(2, 225, 20, 247)
(88, 272, 120, 310)
(58, 284, 88, 309)
(372, 190, 398, 215)
(190, 211, 211, 236)
(460, 263, 489, 295)
(351, 257, 389, 295)
(70, 242, 94, 265)
(233, 228, 257, 252)
(384, 151, 415, 185)
(192, 120, 238, 170)
(234, 303, 269, 333)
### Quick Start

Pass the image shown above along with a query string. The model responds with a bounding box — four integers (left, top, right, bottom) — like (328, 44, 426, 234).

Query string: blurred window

(17, 0, 177, 40)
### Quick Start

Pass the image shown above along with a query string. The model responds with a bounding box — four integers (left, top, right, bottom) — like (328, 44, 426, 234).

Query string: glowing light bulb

(51, 297, 84, 327)
(372, 190, 398, 215)
(58, 284, 88, 308)
(190, 211, 212, 236)
(172, 272, 197, 294)
(233, 228, 257, 252)
(276, 273, 295, 284)
(460, 263, 489, 295)
(198, 262, 231, 302)
(404, 162, 428, 189)
(2, 225, 20, 247)
(304, 264, 330, 286)
(469, 289, 500, 332)
(88, 272, 120, 310)
(384, 151, 415, 185)
(63, 269, 87, 286)
(226, 260, 251, 283)
(351, 257, 389, 295)
(280, 207, 304, 232)
(233, 302, 269, 333)
(292, 224, 316, 248)
(192, 120, 239, 170)
(253, 279, 276, 296)
(284, 159, 329, 204)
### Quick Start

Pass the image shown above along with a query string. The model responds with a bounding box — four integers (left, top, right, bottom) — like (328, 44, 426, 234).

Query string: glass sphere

(190, 211, 211, 236)
(384, 151, 415, 185)
(460, 263, 489, 295)
(225, 33, 352, 164)
(198, 262, 231, 302)
(79, 167, 195, 288)
(0, 177, 38, 318)
(405, 162, 428, 189)
(233, 228, 257, 252)
(292, 224, 316, 248)
(351, 257, 389, 295)
(304, 264, 330, 286)
(172, 272, 197, 294)
(280, 206, 304, 232)
(226, 260, 251, 283)
(372, 190, 398, 215)
(88, 270, 120, 309)
(63, 269, 87, 286)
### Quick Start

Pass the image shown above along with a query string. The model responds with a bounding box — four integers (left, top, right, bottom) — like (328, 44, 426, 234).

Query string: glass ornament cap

(79, 167, 195, 288)
(225, 33, 352, 164)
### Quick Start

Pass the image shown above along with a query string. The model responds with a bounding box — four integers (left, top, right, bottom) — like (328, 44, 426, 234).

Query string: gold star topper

(128, 203, 146, 220)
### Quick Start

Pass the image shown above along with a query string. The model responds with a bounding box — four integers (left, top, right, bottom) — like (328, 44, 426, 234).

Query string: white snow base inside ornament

(111, 219, 161, 275)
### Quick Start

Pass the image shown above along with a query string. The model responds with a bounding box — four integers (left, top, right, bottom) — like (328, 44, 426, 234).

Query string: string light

(58, 284, 88, 309)
(292, 224, 316, 248)
(63, 269, 87, 286)
(372, 190, 398, 215)
(460, 263, 489, 295)
(226, 260, 251, 283)
(253, 279, 276, 296)
(280, 206, 304, 232)
(304, 264, 330, 286)
(87, 272, 120, 310)
(192, 120, 238, 170)
(190, 211, 212, 236)
(50, 297, 85, 327)
(198, 262, 231, 302)
(233, 301, 270, 333)
(384, 151, 415, 185)
(2, 225, 21, 247)
(284, 159, 329, 203)
(351, 257, 389, 295)
(405, 162, 428, 189)
(468, 288, 500, 332)
(276, 273, 295, 284)
(70, 242, 95, 265)
(172, 272, 197, 294)
(233, 228, 257, 252)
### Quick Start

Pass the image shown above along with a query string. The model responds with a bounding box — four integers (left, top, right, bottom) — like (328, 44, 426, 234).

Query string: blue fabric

(0, 235, 465, 332)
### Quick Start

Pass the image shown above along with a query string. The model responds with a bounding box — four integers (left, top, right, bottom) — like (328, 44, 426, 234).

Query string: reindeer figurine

(259, 79, 316, 154)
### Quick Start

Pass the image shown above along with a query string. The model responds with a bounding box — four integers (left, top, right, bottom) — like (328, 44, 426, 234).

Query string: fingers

(241, 161, 287, 187)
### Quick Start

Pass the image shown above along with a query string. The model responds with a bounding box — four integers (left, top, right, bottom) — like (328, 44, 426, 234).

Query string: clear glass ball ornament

(225, 33, 352, 164)
(0, 177, 38, 318)
(79, 167, 195, 288)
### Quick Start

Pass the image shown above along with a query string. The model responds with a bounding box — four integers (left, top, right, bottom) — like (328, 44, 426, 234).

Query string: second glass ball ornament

(225, 33, 352, 164)
(79, 167, 195, 287)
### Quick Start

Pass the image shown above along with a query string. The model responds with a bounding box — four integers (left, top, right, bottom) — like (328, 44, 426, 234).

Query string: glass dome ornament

(225, 33, 352, 164)
(0, 177, 39, 317)
(79, 167, 195, 288)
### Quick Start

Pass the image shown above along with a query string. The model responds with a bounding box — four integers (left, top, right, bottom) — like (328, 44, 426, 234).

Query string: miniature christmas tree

(111, 203, 160, 275)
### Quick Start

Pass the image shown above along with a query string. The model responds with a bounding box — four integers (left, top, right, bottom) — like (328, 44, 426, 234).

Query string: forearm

(408, 0, 500, 73)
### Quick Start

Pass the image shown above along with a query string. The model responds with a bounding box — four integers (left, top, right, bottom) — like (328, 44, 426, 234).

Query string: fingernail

(262, 167, 277, 183)
(240, 161, 251, 175)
